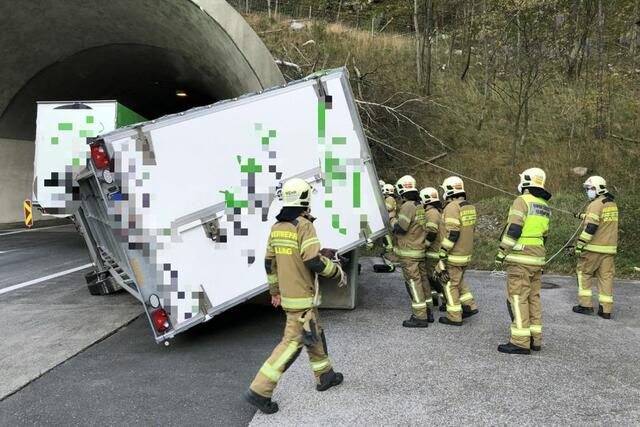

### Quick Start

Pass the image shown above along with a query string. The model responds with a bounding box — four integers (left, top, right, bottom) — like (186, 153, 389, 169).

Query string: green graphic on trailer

(218, 124, 283, 265)
(218, 93, 367, 246)
(318, 96, 366, 236)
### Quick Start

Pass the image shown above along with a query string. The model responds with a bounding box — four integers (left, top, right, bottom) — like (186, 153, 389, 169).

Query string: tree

(490, 1, 554, 166)
(414, 0, 425, 85)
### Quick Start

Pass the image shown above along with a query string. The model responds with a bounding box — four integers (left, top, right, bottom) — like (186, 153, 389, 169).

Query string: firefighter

(382, 183, 397, 266)
(420, 187, 444, 311)
(572, 175, 618, 319)
(245, 178, 344, 414)
(391, 175, 431, 326)
(436, 176, 479, 326)
(495, 168, 551, 354)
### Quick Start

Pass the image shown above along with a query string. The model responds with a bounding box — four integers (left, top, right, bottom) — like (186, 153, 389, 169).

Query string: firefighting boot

(462, 306, 479, 319)
(373, 263, 395, 273)
(438, 317, 462, 326)
(432, 293, 440, 307)
(530, 337, 541, 352)
(403, 315, 429, 328)
(316, 369, 344, 392)
(597, 305, 611, 319)
(438, 303, 446, 312)
(572, 305, 594, 315)
(244, 389, 279, 414)
(426, 307, 435, 323)
(497, 343, 531, 355)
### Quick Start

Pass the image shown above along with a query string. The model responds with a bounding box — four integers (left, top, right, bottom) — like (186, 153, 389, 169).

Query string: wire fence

(227, 0, 416, 36)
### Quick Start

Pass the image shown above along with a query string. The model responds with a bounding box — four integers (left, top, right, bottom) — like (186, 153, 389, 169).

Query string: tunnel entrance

(0, 44, 218, 140)
(0, 0, 283, 222)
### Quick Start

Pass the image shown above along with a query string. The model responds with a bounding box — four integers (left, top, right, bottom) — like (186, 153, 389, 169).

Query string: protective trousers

(249, 308, 332, 398)
(444, 265, 477, 322)
(505, 263, 542, 349)
(400, 257, 428, 320)
(425, 258, 442, 307)
(577, 252, 615, 314)
(384, 235, 399, 264)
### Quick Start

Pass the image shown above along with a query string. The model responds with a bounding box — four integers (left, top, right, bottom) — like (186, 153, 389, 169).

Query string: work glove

(320, 248, 337, 259)
(433, 259, 450, 285)
(299, 310, 319, 347)
(575, 242, 584, 256)
(438, 250, 448, 263)
(495, 250, 506, 269)
(573, 211, 584, 220)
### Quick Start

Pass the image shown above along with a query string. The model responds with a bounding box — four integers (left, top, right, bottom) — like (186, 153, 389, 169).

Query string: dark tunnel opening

(0, 44, 219, 140)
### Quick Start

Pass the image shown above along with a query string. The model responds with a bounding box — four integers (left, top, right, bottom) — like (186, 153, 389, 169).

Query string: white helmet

(396, 175, 417, 196)
(441, 176, 465, 199)
(419, 187, 440, 205)
(281, 178, 312, 207)
(583, 175, 607, 195)
(519, 167, 546, 191)
(379, 179, 386, 190)
(382, 183, 395, 196)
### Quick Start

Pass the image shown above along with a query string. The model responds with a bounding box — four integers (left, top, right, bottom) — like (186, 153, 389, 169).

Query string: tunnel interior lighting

(175, 90, 188, 97)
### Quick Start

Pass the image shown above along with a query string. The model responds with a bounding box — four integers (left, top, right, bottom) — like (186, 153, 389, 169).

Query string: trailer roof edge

(99, 68, 348, 143)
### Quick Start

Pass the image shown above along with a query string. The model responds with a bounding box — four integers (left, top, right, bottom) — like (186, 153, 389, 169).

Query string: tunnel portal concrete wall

(0, 138, 44, 223)
(0, 0, 283, 224)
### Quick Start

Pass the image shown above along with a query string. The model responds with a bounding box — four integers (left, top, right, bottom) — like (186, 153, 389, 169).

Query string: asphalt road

(0, 300, 282, 427)
(0, 224, 90, 289)
(4, 226, 638, 426)
(251, 259, 640, 426)
(0, 224, 281, 426)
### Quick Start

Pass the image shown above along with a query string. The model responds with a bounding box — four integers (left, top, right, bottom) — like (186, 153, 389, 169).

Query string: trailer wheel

(86, 274, 121, 296)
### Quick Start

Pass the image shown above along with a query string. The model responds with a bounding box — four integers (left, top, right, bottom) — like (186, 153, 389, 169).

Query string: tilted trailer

(75, 69, 389, 344)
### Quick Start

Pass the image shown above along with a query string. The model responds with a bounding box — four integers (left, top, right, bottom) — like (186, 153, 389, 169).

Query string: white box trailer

(75, 69, 389, 344)
(32, 101, 145, 216)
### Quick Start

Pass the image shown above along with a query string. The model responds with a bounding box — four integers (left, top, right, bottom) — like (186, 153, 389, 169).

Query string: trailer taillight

(151, 308, 170, 333)
(90, 142, 111, 169)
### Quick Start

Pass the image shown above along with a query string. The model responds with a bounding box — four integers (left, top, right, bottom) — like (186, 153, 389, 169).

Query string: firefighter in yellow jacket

(495, 168, 551, 354)
(381, 183, 398, 270)
(420, 187, 444, 311)
(572, 176, 618, 319)
(437, 176, 479, 326)
(245, 178, 344, 414)
(391, 175, 431, 326)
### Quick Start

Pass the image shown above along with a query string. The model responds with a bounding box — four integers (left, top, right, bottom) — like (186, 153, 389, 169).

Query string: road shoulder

(0, 270, 142, 400)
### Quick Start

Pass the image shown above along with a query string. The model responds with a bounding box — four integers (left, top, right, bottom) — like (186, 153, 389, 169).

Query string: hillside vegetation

(238, 2, 640, 276)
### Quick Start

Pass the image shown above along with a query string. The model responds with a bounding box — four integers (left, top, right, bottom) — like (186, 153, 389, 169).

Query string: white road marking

(0, 263, 94, 295)
(0, 224, 69, 236)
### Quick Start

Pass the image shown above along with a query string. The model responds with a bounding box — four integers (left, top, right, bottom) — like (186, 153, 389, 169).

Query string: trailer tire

(87, 276, 121, 296)
(84, 271, 98, 284)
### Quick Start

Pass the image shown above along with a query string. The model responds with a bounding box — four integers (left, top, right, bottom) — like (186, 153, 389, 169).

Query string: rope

(333, 252, 348, 287)
(491, 221, 584, 277)
(371, 139, 576, 216)
(544, 222, 583, 265)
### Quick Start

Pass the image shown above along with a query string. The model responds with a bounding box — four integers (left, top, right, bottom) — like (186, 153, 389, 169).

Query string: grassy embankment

(246, 14, 640, 276)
